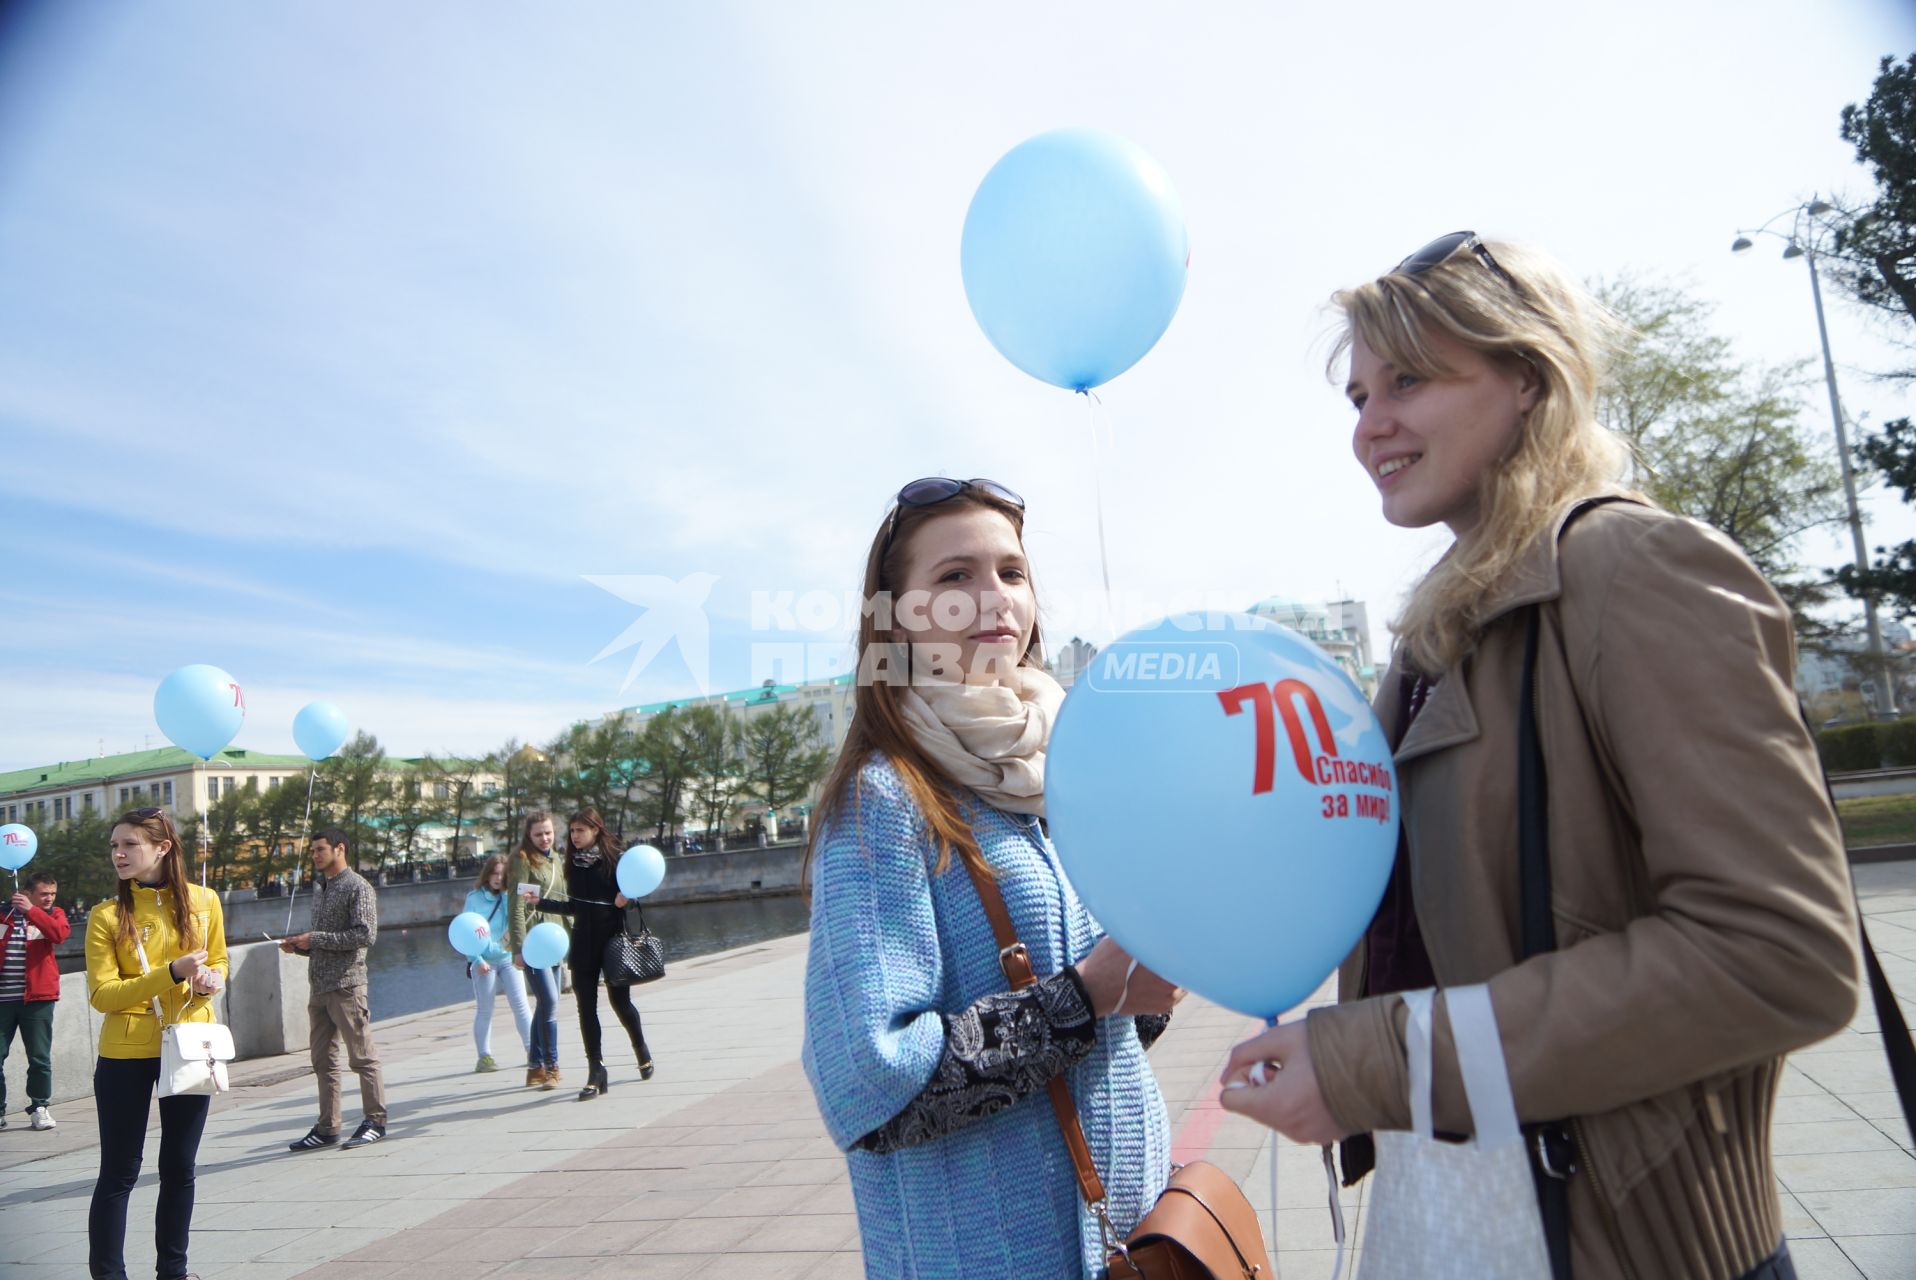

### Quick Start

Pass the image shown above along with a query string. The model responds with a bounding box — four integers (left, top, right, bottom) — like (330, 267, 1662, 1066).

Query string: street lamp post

(1734, 200, 1899, 719)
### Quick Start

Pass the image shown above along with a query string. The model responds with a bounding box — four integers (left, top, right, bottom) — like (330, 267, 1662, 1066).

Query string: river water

(362, 895, 811, 1021)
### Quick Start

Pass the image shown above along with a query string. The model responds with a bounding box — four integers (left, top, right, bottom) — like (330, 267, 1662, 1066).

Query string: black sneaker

(341, 1120, 386, 1150)
(288, 1126, 339, 1152)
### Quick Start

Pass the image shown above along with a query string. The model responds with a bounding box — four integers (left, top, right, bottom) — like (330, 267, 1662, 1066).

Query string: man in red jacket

(0, 871, 69, 1131)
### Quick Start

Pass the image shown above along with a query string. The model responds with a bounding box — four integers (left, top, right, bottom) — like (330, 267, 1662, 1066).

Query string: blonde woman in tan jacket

(1221, 233, 1861, 1280)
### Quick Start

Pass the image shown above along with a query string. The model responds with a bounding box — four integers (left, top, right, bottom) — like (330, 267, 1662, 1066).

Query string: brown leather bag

(959, 855, 1273, 1279)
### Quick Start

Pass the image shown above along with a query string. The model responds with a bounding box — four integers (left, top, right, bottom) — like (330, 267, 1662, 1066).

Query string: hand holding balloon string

(1075, 938, 1183, 1017)
(1219, 1018, 1347, 1146)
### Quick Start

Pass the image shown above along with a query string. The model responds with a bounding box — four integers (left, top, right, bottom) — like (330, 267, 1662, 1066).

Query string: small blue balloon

(447, 911, 493, 959)
(961, 128, 1188, 392)
(1046, 614, 1398, 1019)
(616, 845, 666, 900)
(0, 824, 36, 872)
(522, 921, 569, 970)
(293, 701, 350, 762)
(153, 664, 246, 760)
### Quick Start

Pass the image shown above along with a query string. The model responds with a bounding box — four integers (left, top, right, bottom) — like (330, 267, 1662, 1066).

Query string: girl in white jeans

(463, 857, 531, 1072)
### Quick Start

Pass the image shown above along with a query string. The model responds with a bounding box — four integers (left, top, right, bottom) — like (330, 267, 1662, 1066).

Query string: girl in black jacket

(526, 808, 653, 1099)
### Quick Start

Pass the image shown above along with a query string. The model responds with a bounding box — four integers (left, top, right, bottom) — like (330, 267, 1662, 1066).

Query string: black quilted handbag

(601, 904, 666, 986)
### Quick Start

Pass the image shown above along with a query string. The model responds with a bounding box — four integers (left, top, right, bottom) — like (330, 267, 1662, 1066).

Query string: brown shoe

(526, 1066, 545, 1088)
(540, 1068, 560, 1091)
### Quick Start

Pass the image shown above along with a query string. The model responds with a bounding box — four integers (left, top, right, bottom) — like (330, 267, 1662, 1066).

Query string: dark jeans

(0, 998, 56, 1111)
(526, 963, 560, 1068)
(571, 961, 648, 1068)
(1736, 1243, 1796, 1280)
(89, 1056, 210, 1280)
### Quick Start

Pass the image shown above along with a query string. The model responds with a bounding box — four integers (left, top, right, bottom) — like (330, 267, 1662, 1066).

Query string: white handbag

(1358, 984, 1552, 1280)
(135, 937, 234, 1097)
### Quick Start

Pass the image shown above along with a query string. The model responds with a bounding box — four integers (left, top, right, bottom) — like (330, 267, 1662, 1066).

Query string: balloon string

(287, 767, 315, 935)
(1265, 1014, 1283, 1280)
(1324, 1142, 1347, 1280)
(1081, 389, 1117, 638)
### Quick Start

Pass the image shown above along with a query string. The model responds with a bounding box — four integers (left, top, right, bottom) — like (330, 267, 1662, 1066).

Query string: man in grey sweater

(282, 827, 388, 1151)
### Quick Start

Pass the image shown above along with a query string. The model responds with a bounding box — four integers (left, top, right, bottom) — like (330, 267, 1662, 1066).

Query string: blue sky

(4, 0, 1914, 770)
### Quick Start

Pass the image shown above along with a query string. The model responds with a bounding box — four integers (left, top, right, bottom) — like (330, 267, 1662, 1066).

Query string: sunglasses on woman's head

(1393, 230, 1519, 293)
(879, 477, 1026, 569)
(128, 807, 163, 819)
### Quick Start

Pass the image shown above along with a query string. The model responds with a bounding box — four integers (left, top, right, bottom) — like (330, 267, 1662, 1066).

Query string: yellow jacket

(86, 882, 229, 1060)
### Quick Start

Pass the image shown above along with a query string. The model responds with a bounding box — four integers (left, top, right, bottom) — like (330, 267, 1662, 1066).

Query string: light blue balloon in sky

(1046, 614, 1398, 1019)
(447, 911, 492, 959)
(0, 824, 36, 872)
(522, 921, 569, 970)
(961, 127, 1188, 392)
(153, 664, 245, 760)
(293, 701, 350, 762)
(616, 844, 667, 900)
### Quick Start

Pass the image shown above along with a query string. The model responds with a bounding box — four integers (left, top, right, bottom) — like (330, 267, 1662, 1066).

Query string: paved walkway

(3, 862, 1912, 1279)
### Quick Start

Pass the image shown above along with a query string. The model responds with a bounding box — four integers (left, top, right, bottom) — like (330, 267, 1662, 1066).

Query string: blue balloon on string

(961, 128, 1188, 392)
(615, 845, 667, 900)
(153, 664, 246, 760)
(1046, 614, 1398, 1019)
(293, 701, 349, 762)
(522, 921, 569, 969)
(447, 912, 493, 959)
(0, 824, 36, 872)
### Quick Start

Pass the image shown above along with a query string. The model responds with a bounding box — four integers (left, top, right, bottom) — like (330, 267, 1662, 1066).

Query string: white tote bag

(1358, 985, 1552, 1280)
(135, 937, 234, 1098)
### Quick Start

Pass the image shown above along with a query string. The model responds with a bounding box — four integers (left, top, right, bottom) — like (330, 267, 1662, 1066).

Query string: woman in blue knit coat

(802, 478, 1182, 1279)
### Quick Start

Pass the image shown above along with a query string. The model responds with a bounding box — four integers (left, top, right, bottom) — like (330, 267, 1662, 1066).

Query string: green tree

(737, 704, 831, 832)
(680, 705, 740, 848)
(1594, 276, 1848, 645)
(372, 766, 439, 872)
(28, 813, 117, 906)
(491, 738, 554, 850)
(1836, 416, 1916, 621)
(424, 752, 496, 864)
(1833, 53, 1916, 376)
(241, 774, 313, 888)
(313, 731, 386, 871)
(633, 708, 695, 844)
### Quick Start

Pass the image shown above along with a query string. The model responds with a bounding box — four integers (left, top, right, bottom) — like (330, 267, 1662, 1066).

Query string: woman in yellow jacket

(86, 807, 228, 1280)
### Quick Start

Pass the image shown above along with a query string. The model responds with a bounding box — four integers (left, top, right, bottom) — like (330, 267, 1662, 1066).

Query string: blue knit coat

(803, 756, 1172, 1279)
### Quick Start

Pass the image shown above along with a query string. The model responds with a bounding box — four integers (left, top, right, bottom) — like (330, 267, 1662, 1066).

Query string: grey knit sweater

(303, 867, 378, 995)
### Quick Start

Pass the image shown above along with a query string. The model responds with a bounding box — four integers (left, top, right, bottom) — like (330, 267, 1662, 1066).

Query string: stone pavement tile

(1853, 1091, 1916, 1129)
(524, 1215, 671, 1257)
(734, 1211, 861, 1253)
(1833, 1235, 1916, 1279)
(802, 1254, 866, 1279)
(686, 1182, 823, 1219)
(0, 1229, 86, 1264)
(795, 1181, 856, 1216)
(258, 1225, 403, 1264)
(1775, 1120, 1906, 1156)
(1789, 1237, 1867, 1279)
(1794, 1050, 1900, 1095)
(1798, 1186, 1916, 1236)
(1261, 1248, 1356, 1280)
(198, 1263, 320, 1280)
(747, 1155, 858, 1187)
(592, 1188, 722, 1221)
(175, 1226, 321, 1263)
(1777, 1150, 1916, 1193)
(1778, 1092, 1860, 1124)
(639, 1212, 777, 1252)
(1783, 1189, 1829, 1237)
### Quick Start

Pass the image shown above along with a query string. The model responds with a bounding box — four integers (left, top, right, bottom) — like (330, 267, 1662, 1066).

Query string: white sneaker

(29, 1106, 54, 1131)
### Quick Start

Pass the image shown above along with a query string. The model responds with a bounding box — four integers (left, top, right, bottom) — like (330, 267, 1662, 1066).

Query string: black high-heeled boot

(577, 1062, 609, 1101)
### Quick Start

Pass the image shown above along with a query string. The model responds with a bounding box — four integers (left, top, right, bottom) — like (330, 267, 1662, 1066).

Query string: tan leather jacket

(1306, 498, 1862, 1280)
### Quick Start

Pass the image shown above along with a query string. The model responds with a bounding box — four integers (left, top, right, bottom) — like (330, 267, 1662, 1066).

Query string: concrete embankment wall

(20, 845, 807, 1110)
(25, 941, 310, 1110)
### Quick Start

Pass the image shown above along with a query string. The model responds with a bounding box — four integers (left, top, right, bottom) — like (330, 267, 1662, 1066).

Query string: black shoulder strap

(1798, 704, 1916, 1148)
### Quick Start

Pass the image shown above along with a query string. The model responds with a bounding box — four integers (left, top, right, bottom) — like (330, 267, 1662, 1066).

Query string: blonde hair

(1330, 239, 1634, 673)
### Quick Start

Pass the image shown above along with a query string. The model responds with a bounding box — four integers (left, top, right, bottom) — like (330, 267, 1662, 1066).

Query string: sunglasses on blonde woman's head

(1393, 230, 1520, 293)
(878, 477, 1026, 571)
(127, 807, 163, 820)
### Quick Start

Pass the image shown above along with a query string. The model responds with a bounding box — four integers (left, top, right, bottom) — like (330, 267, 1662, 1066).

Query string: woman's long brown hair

(518, 810, 555, 868)
(471, 852, 511, 893)
(112, 809, 198, 956)
(803, 487, 1044, 887)
(565, 807, 622, 864)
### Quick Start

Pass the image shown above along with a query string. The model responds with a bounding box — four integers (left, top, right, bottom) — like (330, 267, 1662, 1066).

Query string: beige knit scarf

(897, 665, 1065, 817)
